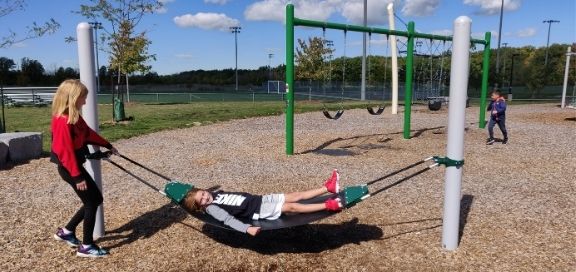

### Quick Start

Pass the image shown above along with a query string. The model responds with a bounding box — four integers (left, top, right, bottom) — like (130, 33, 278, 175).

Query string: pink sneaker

(325, 198, 342, 211)
(324, 169, 340, 193)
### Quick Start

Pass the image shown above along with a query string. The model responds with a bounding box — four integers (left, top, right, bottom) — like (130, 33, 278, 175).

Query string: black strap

(366, 159, 427, 186)
(370, 167, 432, 197)
(322, 109, 344, 120)
(117, 154, 172, 181)
(367, 106, 385, 115)
(106, 159, 162, 192)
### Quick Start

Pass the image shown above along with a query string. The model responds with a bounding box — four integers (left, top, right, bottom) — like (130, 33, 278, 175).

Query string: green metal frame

(285, 4, 491, 154)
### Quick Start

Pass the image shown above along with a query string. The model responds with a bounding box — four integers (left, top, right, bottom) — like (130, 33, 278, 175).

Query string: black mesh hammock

(87, 151, 442, 231)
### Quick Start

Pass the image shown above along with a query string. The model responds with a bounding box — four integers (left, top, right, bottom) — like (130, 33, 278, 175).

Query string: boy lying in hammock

(180, 170, 342, 236)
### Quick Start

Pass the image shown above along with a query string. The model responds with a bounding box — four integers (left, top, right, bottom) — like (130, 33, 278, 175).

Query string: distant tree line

(1, 42, 574, 97)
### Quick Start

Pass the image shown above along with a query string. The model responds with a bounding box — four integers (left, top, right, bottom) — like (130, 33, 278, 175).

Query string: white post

(77, 22, 105, 239)
(441, 16, 471, 251)
(561, 46, 572, 109)
(387, 3, 399, 114)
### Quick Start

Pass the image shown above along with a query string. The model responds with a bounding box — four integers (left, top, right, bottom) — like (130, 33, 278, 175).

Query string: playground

(1, 103, 574, 271)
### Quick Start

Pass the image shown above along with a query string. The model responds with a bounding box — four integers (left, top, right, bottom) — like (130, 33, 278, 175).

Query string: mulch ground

(1, 103, 574, 271)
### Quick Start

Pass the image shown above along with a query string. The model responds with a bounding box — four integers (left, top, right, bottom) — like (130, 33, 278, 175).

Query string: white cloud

(516, 27, 536, 38)
(401, 0, 440, 17)
(204, 0, 230, 4)
(463, 0, 522, 15)
(341, 0, 394, 25)
(244, 0, 342, 23)
(173, 13, 240, 31)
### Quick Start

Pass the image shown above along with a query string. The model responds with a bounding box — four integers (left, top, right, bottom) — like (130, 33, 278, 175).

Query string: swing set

(285, 4, 492, 155)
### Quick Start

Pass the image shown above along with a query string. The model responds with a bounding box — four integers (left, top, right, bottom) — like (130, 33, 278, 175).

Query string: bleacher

(1, 87, 56, 107)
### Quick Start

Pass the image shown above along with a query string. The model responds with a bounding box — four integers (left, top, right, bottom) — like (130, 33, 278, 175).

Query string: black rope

(366, 159, 428, 186)
(117, 154, 172, 181)
(105, 159, 162, 193)
(370, 166, 433, 197)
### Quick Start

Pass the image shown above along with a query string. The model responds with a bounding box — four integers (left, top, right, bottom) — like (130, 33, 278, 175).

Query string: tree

(18, 57, 45, 85)
(76, 0, 160, 78)
(0, 0, 60, 48)
(295, 37, 334, 81)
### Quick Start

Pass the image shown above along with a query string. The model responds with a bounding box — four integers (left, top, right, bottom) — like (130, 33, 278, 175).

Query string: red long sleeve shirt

(51, 115, 112, 181)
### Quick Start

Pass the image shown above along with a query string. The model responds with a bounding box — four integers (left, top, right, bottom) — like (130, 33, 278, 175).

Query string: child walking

(50, 79, 117, 257)
(486, 89, 508, 145)
(181, 170, 343, 236)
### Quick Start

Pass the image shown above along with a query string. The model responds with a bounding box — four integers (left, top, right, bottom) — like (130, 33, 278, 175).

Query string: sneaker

(77, 244, 109, 258)
(486, 138, 495, 145)
(502, 139, 508, 144)
(325, 198, 343, 211)
(53, 228, 80, 248)
(324, 169, 340, 193)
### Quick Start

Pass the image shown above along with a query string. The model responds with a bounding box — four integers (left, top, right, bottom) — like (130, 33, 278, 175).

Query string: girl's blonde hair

(51, 79, 88, 124)
(182, 188, 202, 211)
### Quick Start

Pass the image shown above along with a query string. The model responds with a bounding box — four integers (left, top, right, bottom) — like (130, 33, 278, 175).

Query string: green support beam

(478, 32, 491, 129)
(285, 4, 295, 155)
(403, 22, 415, 139)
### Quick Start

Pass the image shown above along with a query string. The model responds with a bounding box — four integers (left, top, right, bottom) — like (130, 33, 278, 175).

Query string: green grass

(2, 100, 369, 152)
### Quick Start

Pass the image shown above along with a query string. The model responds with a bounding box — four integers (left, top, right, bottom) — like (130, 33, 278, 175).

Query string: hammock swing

(88, 151, 461, 231)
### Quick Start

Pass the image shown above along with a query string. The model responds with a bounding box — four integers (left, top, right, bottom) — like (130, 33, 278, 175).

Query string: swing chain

(432, 156, 464, 168)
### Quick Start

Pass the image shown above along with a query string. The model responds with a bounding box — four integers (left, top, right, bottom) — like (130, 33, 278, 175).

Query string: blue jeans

(488, 116, 508, 140)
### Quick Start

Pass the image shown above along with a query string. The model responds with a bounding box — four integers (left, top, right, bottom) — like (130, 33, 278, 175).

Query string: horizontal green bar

(294, 17, 408, 37)
(294, 17, 488, 45)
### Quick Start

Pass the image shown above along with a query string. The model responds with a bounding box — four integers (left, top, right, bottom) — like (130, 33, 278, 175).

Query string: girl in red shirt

(50, 79, 117, 258)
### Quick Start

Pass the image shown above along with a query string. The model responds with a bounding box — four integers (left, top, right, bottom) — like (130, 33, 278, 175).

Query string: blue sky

(1, 0, 574, 75)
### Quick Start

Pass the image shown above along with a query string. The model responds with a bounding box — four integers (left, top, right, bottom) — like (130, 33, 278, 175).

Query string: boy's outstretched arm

(205, 205, 252, 234)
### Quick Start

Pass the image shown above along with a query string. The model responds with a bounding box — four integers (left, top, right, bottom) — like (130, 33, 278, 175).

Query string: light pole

(88, 22, 102, 93)
(495, 0, 504, 76)
(230, 26, 241, 91)
(543, 20, 560, 65)
(268, 53, 274, 80)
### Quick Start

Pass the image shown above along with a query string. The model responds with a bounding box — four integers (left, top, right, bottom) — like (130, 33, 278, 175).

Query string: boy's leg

(497, 117, 508, 140)
(487, 118, 496, 139)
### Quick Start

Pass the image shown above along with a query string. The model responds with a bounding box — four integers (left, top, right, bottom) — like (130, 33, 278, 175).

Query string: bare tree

(0, 0, 60, 48)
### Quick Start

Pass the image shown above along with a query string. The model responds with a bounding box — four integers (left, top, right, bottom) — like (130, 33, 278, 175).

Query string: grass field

(2, 100, 370, 152)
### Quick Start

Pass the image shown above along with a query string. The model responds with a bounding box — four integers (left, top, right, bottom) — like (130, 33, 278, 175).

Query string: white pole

(441, 16, 471, 251)
(561, 46, 572, 109)
(77, 22, 105, 239)
(387, 3, 399, 114)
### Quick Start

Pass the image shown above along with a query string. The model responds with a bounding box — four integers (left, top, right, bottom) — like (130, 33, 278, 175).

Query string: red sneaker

(324, 169, 340, 193)
(325, 198, 342, 211)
